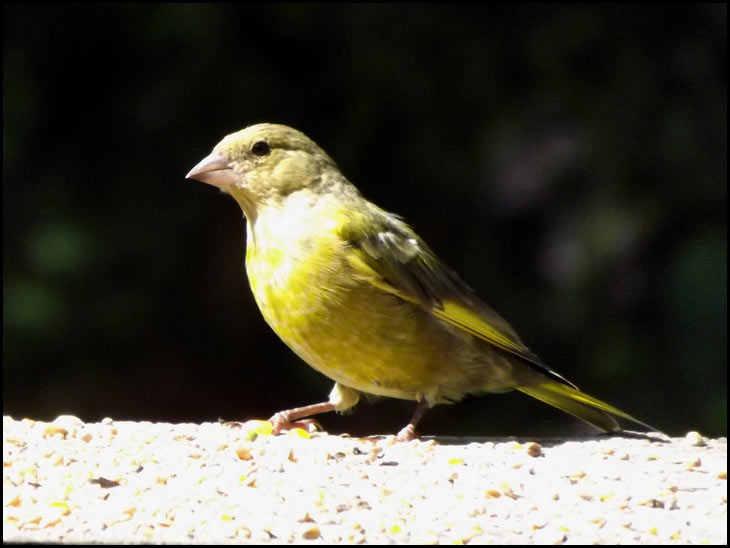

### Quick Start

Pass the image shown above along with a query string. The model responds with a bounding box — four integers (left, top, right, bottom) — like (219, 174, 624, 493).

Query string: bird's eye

(251, 140, 271, 156)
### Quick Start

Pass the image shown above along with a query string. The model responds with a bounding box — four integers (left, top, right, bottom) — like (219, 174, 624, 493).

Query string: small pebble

(685, 431, 706, 447)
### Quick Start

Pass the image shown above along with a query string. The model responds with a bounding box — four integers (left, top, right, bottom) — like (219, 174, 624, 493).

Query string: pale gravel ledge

(3, 416, 726, 545)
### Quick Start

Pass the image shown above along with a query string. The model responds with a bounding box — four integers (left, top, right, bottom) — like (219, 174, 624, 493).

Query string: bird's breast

(245, 203, 357, 358)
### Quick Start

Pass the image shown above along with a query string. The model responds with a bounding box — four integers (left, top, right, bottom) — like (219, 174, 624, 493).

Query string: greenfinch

(187, 124, 654, 440)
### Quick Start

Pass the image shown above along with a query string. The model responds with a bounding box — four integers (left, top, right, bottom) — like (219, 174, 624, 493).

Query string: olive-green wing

(339, 208, 572, 386)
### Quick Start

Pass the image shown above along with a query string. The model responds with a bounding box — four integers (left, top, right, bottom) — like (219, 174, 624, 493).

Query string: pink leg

(269, 401, 337, 434)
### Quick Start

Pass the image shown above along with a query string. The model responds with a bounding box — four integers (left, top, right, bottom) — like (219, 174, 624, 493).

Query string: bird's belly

(247, 246, 466, 401)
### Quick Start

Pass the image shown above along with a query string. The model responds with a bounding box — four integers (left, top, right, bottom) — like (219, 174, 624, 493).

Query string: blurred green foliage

(3, 4, 726, 436)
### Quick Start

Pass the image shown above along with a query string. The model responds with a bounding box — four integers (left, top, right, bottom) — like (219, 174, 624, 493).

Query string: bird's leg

(396, 397, 430, 441)
(269, 382, 360, 435)
(269, 402, 335, 434)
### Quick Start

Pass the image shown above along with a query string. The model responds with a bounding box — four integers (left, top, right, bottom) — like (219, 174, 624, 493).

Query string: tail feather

(516, 381, 656, 433)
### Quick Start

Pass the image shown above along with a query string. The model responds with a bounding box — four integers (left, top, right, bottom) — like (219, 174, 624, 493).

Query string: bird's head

(186, 123, 339, 219)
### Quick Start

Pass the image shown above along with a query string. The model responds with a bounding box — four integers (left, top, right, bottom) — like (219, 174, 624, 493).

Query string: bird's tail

(516, 381, 656, 433)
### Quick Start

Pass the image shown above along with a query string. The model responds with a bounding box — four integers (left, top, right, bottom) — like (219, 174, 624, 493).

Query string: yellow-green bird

(187, 123, 654, 440)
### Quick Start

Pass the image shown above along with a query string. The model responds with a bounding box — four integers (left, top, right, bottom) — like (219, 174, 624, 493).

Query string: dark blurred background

(3, 4, 726, 437)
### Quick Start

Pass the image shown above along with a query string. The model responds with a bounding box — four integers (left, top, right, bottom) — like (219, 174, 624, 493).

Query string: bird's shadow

(408, 429, 671, 446)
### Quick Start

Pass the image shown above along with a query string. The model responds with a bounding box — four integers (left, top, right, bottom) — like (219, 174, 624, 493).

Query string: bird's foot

(395, 424, 418, 442)
(269, 411, 323, 435)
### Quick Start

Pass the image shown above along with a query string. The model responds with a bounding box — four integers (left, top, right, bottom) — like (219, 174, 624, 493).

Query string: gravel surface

(3, 416, 726, 544)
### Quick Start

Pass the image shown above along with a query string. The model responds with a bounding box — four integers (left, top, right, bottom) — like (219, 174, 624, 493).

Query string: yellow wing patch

(433, 300, 530, 357)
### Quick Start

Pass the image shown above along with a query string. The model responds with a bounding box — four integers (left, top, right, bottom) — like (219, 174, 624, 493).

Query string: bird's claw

(269, 412, 323, 435)
(396, 424, 417, 442)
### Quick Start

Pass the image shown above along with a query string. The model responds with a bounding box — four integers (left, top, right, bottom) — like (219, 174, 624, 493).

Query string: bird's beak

(186, 152, 238, 188)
